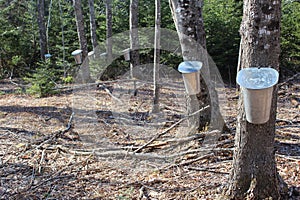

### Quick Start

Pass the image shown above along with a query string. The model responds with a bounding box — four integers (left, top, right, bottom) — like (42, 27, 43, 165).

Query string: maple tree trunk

(73, 0, 90, 81)
(224, 0, 286, 199)
(169, 0, 223, 131)
(37, 0, 47, 60)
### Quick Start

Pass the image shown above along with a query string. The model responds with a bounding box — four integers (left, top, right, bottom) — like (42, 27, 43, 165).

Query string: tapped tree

(169, 0, 224, 132)
(281, 0, 300, 74)
(224, 0, 286, 199)
(73, 0, 88, 61)
(73, 0, 90, 82)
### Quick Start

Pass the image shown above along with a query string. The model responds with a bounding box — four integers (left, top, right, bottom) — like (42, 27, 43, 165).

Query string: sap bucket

(71, 49, 83, 64)
(237, 67, 279, 124)
(122, 48, 130, 61)
(178, 61, 202, 95)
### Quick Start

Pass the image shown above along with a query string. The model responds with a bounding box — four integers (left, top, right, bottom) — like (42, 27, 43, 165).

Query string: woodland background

(0, 0, 299, 199)
(0, 0, 299, 90)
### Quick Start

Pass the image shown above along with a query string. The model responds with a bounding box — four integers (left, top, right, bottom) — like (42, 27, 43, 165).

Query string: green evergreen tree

(281, 0, 300, 74)
(0, 0, 38, 77)
(0, 0, 298, 81)
(203, 0, 242, 81)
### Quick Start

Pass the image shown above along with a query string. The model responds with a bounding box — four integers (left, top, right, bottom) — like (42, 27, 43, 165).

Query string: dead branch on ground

(134, 105, 210, 153)
(278, 72, 300, 87)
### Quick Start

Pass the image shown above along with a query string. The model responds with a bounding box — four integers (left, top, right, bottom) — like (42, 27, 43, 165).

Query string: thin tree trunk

(130, 0, 139, 95)
(73, 0, 90, 82)
(37, 0, 47, 60)
(153, 0, 161, 113)
(106, 0, 113, 61)
(224, 0, 286, 199)
(59, 0, 66, 77)
(88, 0, 98, 53)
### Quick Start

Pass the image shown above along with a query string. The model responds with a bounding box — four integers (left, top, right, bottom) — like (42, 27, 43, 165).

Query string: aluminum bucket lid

(71, 49, 83, 56)
(178, 61, 202, 95)
(44, 53, 52, 58)
(237, 67, 279, 89)
(178, 61, 202, 74)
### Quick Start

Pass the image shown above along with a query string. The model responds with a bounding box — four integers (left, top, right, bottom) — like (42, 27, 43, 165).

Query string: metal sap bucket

(71, 49, 83, 64)
(122, 48, 130, 61)
(237, 67, 279, 124)
(178, 61, 202, 95)
(44, 53, 52, 60)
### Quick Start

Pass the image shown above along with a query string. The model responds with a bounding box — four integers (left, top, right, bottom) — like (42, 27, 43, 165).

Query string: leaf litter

(0, 77, 299, 199)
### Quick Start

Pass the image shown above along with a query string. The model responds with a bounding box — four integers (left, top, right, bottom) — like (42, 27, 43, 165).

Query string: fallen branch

(163, 104, 185, 114)
(138, 186, 150, 200)
(162, 133, 206, 143)
(278, 72, 300, 87)
(276, 118, 294, 125)
(9, 78, 28, 91)
(59, 141, 233, 159)
(276, 154, 300, 161)
(38, 149, 46, 174)
(186, 166, 230, 175)
(20, 154, 94, 195)
(276, 125, 300, 129)
(162, 153, 214, 170)
(14, 112, 74, 161)
(102, 86, 123, 103)
(134, 105, 210, 153)
(131, 131, 211, 152)
(179, 147, 233, 156)
(34, 112, 74, 149)
(186, 183, 223, 193)
(65, 146, 232, 162)
(29, 175, 74, 191)
(56, 79, 152, 91)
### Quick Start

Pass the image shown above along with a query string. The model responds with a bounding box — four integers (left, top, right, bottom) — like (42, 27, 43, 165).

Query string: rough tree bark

(224, 0, 286, 199)
(37, 0, 47, 60)
(169, 0, 224, 132)
(73, 0, 90, 81)
(74, 0, 88, 60)
(153, 0, 161, 113)
(106, 0, 113, 61)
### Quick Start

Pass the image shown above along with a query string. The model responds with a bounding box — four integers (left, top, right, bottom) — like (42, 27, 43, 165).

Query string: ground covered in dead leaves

(0, 76, 299, 200)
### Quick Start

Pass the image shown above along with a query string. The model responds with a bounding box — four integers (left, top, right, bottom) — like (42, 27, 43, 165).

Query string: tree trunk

(169, 0, 223, 132)
(59, 0, 66, 77)
(73, 0, 90, 82)
(88, 0, 98, 53)
(224, 0, 285, 199)
(153, 0, 161, 113)
(37, 0, 47, 60)
(129, 0, 139, 95)
(106, 0, 113, 61)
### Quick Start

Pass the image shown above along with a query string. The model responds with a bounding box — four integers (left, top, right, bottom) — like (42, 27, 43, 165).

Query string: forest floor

(0, 74, 299, 199)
